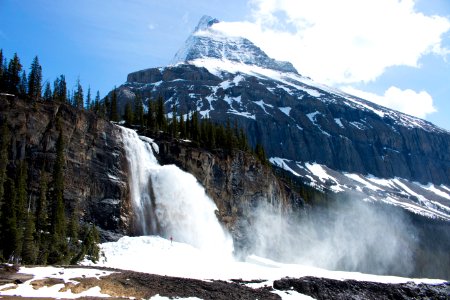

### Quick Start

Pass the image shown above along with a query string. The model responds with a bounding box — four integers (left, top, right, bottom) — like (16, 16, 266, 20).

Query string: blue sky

(1, 0, 449, 130)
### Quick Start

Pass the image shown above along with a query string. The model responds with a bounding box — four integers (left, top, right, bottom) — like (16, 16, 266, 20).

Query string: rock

(273, 277, 450, 300)
(0, 97, 131, 238)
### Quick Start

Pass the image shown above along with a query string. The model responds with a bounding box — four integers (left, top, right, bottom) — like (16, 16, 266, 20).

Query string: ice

(270, 157, 300, 176)
(418, 183, 450, 200)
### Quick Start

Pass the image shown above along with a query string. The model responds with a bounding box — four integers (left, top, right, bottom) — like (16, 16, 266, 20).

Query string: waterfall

(121, 127, 233, 257)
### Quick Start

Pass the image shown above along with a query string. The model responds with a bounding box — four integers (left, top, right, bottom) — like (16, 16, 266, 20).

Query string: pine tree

(85, 86, 91, 110)
(155, 96, 166, 131)
(124, 101, 134, 126)
(146, 100, 155, 131)
(48, 129, 68, 264)
(28, 56, 42, 102)
(15, 161, 28, 227)
(0, 121, 9, 212)
(0, 178, 19, 261)
(6, 53, 22, 94)
(171, 104, 178, 137)
(35, 169, 48, 232)
(110, 87, 119, 122)
(0, 49, 4, 92)
(51, 130, 66, 238)
(179, 112, 186, 139)
(43, 82, 52, 101)
(93, 91, 101, 115)
(73, 78, 84, 109)
(21, 213, 37, 265)
(133, 94, 144, 127)
(19, 70, 27, 97)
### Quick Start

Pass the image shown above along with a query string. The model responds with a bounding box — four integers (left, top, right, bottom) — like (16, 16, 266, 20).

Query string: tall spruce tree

(18, 70, 27, 97)
(21, 213, 37, 264)
(49, 129, 67, 264)
(147, 100, 155, 131)
(6, 53, 22, 94)
(74, 78, 84, 109)
(85, 86, 91, 110)
(155, 96, 166, 131)
(0, 178, 19, 261)
(0, 121, 9, 213)
(133, 94, 144, 127)
(0, 49, 4, 91)
(43, 82, 52, 101)
(27, 56, 42, 102)
(110, 88, 119, 122)
(124, 101, 134, 126)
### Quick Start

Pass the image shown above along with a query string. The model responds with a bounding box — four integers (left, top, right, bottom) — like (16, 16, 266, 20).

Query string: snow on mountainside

(271, 157, 450, 221)
(119, 15, 450, 219)
(172, 15, 298, 74)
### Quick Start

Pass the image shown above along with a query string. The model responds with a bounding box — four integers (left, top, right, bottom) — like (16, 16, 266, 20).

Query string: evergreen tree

(27, 56, 42, 102)
(146, 100, 155, 131)
(171, 104, 178, 137)
(21, 213, 37, 265)
(35, 169, 48, 232)
(93, 91, 101, 115)
(15, 160, 28, 228)
(155, 96, 166, 131)
(48, 130, 67, 264)
(0, 121, 9, 213)
(18, 70, 27, 97)
(124, 101, 134, 126)
(51, 130, 66, 239)
(0, 49, 4, 91)
(179, 112, 186, 139)
(133, 94, 144, 127)
(85, 86, 91, 110)
(6, 53, 22, 94)
(74, 78, 84, 109)
(43, 82, 52, 101)
(0, 178, 19, 261)
(110, 88, 119, 122)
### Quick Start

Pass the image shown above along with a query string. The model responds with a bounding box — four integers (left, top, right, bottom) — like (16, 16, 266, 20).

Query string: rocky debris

(273, 277, 450, 300)
(0, 264, 32, 287)
(0, 97, 131, 239)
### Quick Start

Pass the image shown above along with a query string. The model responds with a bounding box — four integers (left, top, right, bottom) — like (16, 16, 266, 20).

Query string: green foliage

(6, 53, 22, 94)
(74, 78, 84, 109)
(133, 94, 144, 127)
(0, 121, 9, 211)
(53, 75, 67, 103)
(51, 130, 66, 241)
(21, 214, 37, 265)
(0, 178, 19, 262)
(110, 87, 119, 122)
(85, 86, 91, 110)
(124, 101, 134, 126)
(43, 82, 52, 101)
(19, 70, 27, 98)
(28, 56, 42, 102)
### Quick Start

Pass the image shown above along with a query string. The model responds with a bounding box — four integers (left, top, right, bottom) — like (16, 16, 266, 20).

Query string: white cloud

(214, 0, 450, 85)
(342, 86, 437, 118)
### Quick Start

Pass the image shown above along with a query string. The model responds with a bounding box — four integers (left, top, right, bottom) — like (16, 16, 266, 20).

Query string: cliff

(0, 96, 131, 238)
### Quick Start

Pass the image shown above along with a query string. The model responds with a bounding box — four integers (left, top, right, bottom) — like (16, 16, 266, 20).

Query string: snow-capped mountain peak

(172, 15, 298, 74)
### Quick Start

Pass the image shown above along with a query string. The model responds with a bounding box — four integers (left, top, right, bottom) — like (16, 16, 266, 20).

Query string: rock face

(154, 136, 304, 252)
(273, 277, 450, 300)
(116, 16, 450, 186)
(0, 96, 131, 237)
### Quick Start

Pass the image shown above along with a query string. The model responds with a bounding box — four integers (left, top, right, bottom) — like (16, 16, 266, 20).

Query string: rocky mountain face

(116, 16, 450, 189)
(0, 96, 131, 238)
(110, 15, 450, 229)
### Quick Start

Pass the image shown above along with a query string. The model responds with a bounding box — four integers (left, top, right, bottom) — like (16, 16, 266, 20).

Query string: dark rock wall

(0, 97, 131, 236)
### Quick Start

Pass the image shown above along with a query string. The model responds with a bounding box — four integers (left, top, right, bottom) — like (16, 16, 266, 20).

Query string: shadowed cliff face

(0, 97, 131, 238)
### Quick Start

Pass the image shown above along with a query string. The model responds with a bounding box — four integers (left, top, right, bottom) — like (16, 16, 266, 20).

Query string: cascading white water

(121, 127, 233, 257)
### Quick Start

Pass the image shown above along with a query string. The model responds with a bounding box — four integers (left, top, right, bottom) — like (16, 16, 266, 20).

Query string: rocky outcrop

(273, 277, 450, 300)
(0, 96, 131, 238)
(154, 136, 305, 252)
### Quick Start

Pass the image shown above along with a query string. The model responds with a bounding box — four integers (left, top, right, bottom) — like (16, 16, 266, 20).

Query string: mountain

(114, 15, 450, 221)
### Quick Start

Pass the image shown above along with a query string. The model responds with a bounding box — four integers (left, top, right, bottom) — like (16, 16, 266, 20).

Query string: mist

(244, 197, 417, 277)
